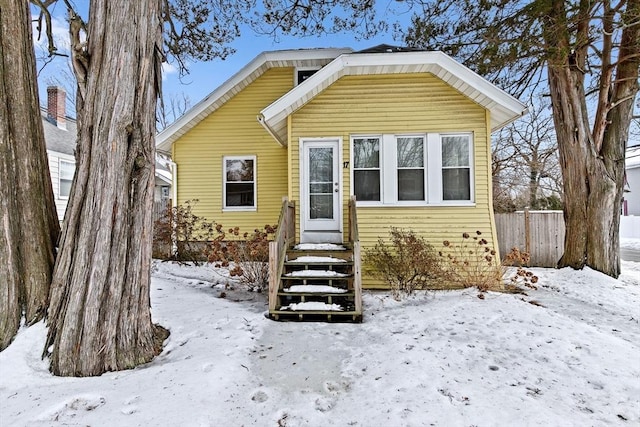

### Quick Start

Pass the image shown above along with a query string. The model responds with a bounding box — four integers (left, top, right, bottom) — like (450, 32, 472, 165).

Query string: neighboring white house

(624, 144, 640, 216)
(43, 86, 76, 221)
(43, 86, 172, 221)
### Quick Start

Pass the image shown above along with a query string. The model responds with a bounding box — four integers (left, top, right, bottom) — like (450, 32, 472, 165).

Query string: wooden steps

(268, 244, 363, 323)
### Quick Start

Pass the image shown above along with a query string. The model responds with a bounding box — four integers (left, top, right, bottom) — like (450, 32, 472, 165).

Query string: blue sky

(33, 2, 413, 119)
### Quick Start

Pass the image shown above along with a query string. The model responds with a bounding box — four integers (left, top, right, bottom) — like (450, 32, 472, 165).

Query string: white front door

(301, 139, 342, 242)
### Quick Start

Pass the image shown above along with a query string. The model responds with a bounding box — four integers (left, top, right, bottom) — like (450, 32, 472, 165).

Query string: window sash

(59, 160, 75, 198)
(396, 136, 425, 201)
(353, 137, 381, 202)
(223, 156, 256, 209)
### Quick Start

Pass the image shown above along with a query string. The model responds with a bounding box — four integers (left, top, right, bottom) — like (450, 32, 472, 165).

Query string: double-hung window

(442, 135, 471, 201)
(351, 133, 473, 205)
(223, 156, 256, 210)
(353, 137, 381, 202)
(59, 159, 75, 199)
(397, 136, 425, 201)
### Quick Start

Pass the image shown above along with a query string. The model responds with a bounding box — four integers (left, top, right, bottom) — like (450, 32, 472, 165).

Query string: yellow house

(157, 45, 527, 321)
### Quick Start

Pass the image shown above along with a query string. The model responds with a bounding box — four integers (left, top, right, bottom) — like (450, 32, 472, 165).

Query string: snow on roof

(627, 145, 640, 169)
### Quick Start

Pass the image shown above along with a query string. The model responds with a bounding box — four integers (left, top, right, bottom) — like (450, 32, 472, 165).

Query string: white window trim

(294, 66, 321, 86)
(351, 135, 383, 206)
(58, 159, 75, 200)
(350, 132, 475, 207)
(440, 133, 475, 204)
(222, 155, 257, 211)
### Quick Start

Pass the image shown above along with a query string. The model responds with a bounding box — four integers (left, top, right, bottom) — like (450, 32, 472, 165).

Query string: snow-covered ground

(1, 261, 639, 426)
(621, 238, 640, 251)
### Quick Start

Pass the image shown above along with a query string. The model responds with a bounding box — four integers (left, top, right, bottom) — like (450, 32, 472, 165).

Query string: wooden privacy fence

(495, 210, 565, 267)
(153, 198, 171, 222)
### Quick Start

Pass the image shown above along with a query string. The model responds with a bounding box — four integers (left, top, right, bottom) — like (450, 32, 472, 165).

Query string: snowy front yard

(1, 260, 639, 426)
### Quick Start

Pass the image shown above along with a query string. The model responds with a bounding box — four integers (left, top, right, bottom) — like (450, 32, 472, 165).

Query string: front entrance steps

(268, 243, 363, 322)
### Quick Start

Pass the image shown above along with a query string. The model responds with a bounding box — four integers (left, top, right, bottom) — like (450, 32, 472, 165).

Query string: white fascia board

(259, 51, 528, 140)
(156, 48, 352, 153)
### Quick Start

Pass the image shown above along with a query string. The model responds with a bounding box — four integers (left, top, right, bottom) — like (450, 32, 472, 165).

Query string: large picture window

(59, 159, 75, 199)
(351, 133, 473, 205)
(224, 156, 256, 209)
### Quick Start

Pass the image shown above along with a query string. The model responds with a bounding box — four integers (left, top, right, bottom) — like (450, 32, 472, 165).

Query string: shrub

(438, 231, 503, 292)
(439, 232, 539, 293)
(502, 247, 539, 290)
(207, 224, 276, 292)
(153, 200, 214, 263)
(364, 228, 444, 299)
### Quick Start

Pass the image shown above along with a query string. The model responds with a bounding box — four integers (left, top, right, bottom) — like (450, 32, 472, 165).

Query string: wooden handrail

(348, 195, 362, 316)
(268, 197, 295, 311)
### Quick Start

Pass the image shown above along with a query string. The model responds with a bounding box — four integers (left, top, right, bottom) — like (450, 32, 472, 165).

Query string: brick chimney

(47, 86, 66, 130)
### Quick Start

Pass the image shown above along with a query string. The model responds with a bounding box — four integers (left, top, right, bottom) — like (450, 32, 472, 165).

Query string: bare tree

(402, 0, 640, 277)
(157, 92, 192, 131)
(0, 0, 60, 350)
(493, 97, 562, 212)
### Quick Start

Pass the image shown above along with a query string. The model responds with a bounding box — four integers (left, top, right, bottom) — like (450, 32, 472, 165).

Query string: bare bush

(207, 224, 276, 292)
(439, 232, 539, 293)
(364, 228, 444, 299)
(153, 200, 214, 263)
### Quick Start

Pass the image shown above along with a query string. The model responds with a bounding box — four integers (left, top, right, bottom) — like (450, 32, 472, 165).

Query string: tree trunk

(546, 0, 639, 278)
(587, 0, 640, 276)
(45, 0, 168, 376)
(0, 0, 60, 351)
(547, 65, 591, 270)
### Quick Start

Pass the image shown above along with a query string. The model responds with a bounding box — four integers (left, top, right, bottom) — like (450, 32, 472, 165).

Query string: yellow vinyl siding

(290, 73, 495, 288)
(173, 68, 292, 232)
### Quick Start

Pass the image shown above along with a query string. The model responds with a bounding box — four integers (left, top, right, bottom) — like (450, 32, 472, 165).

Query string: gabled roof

(156, 48, 352, 153)
(627, 145, 640, 170)
(258, 51, 528, 145)
(41, 109, 77, 156)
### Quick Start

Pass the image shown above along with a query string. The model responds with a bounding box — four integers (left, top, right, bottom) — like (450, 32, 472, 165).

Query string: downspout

(163, 155, 178, 258)
(168, 159, 178, 205)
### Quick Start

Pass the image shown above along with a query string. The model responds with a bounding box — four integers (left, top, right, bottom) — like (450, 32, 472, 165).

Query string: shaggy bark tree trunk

(0, 0, 60, 351)
(45, 0, 168, 376)
(545, 0, 639, 278)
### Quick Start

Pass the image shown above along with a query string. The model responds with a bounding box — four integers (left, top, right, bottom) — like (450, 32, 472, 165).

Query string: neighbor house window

(353, 137, 381, 201)
(441, 135, 471, 201)
(59, 159, 75, 199)
(351, 133, 473, 205)
(223, 156, 256, 209)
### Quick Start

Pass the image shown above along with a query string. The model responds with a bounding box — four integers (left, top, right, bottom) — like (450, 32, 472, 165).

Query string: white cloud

(161, 62, 179, 80)
(31, 13, 70, 55)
